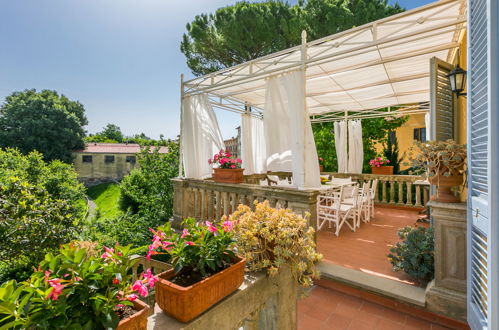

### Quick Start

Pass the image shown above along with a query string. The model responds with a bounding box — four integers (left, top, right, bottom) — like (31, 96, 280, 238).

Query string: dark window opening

(413, 128, 427, 142)
(105, 155, 115, 163)
(126, 156, 136, 164)
(388, 131, 397, 144)
(82, 155, 92, 163)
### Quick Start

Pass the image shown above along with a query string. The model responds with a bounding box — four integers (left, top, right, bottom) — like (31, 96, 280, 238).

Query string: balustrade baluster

(200, 189, 206, 220)
(222, 192, 229, 218)
(415, 185, 422, 206)
(207, 190, 214, 220)
(230, 192, 237, 214)
(406, 182, 413, 206)
(215, 191, 221, 220)
(382, 181, 387, 203)
(390, 181, 395, 204)
(398, 181, 404, 205)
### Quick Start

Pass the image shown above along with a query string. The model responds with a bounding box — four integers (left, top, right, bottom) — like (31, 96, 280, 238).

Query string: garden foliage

(0, 89, 87, 163)
(119, 141, 179, 225)
(147, 218, 236, 276)
(0, 244, 156, 329)
(0, 149, 85, 282)
(230, 201, 322, 288)
(388, 226, 435, 282)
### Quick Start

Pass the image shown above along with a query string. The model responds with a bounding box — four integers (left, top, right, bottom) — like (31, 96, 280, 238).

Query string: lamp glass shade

(448, 65, 467, 94)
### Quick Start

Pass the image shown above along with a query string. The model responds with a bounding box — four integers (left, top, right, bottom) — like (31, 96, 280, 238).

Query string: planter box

(428, 172, 463, 203)
(155, 257, 246, 323)
(213, 168, 244, 183)
(117, 299, 149, 330)
(371, 166, 394, 175)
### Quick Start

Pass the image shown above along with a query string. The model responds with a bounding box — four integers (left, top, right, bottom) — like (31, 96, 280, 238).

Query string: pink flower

(230, 165, 235, 168)
(47, 278, 65, 301)
(236, 158, 242, 163)
(63, 273, 69, 278)
(146, 249, 157, 261)
(150, 235, 162, 250)
(222, 220, 233, 232)
(101, 246, 114, 259)
(116, 304, 125, 308)
(181, 229, 190, 238)
(162, 241, 173, 250)
(225, 152, 231, 157)
(127, 294, 138, 301)
(205, 221, 217, 234)
(132, 280, 149, 297)
(378, 157, 382, 161)
(208, 159, 212, 164)
(185, 241, 195, 246)
(143, 269, 159, 288)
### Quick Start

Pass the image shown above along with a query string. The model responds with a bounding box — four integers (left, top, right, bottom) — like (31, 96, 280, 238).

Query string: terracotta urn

(428, 169, 464, 203)
(213, 168, 244, 183)
(371, 166, 394, 175)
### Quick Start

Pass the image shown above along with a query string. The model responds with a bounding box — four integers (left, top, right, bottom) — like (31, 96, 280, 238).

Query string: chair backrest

(370, 179, 379, 198)
(349, 185, 359, 207)
(361, 182, 370, 200)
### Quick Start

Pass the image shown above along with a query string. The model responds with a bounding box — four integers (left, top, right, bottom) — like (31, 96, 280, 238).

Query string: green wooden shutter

(430, 57, 456, 141)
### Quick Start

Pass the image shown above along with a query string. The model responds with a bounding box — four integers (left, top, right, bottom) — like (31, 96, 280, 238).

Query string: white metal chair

(369, 179, 379, 219)
(317, 187, 358, 236)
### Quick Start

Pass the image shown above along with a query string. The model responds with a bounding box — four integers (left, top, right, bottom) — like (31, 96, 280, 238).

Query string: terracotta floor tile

(404, 315, 432, 330)
(317, 206, 427, 287)
(303, 302, 334, 323)
(298, 313, 327, 330)
(376, 318, 407, 330)
(431, 324, 452, 330)
(324, 312, 353, 330)
(348, 318, 379, 330)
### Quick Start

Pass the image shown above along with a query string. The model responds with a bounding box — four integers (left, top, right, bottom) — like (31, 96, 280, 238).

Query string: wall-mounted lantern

(447, 64, 467, 97)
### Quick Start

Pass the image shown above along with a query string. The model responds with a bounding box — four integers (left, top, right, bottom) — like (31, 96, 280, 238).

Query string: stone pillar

(425, 201, 467, 322)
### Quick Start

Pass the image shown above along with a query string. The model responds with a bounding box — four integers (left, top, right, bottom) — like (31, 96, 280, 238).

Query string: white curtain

(241, 113, 266, 174)
(334, 120, 348, 173)
(347, 120, 364, 174)
(425, 112, 431, 141)
(181, 94, 225, 179)
(264, 71, 321, 188)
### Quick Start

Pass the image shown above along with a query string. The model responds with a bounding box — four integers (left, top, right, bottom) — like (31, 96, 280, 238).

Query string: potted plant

(209, 150, 244, 183)
(0, 244, 157, 329)
(369, 156, 393, 175)
(318, 157, 324, 172)
(229, 201, 322, 288)
(407, 140, 466, 203)
(148, 218, 245, 322)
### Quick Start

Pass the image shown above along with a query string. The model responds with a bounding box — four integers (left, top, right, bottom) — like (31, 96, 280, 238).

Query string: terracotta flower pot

(371, 166, 394, 175)
(212, 168, 244, 184)
(428, 170, 464, 203)
(155, 257, 246, 323)
(116, 299, 149, 330)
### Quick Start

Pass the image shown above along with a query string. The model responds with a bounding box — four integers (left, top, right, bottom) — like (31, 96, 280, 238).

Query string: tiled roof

(74, 143, 168, 154)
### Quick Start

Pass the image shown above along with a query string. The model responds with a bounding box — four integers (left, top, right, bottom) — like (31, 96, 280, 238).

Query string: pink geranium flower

(101, 246, 114, 259)
(181, 229, 190, 238)
(143, 268, 159, 288)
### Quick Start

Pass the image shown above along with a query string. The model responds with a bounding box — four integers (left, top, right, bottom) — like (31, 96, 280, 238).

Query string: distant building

(73, 143, 168, 185)
(224, 126, 241, 158)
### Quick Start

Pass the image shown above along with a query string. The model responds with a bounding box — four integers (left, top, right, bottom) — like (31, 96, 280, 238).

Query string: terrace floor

(298, 285, 463, 330)
(317, 206, 427, 286)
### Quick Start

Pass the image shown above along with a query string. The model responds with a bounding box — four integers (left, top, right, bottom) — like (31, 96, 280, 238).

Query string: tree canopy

(0, 89, 88, 163)
(181, 0, 403, 75)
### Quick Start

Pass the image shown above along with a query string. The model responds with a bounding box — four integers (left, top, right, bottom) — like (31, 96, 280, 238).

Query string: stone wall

(148, 267, 298, 330)
(73, 152, 138, 184)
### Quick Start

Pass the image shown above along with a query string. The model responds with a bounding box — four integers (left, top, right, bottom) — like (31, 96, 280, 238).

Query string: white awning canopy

(182, 0, 466, 121)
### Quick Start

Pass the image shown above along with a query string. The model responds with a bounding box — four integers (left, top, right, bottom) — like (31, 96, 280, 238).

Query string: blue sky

(0, 0, 433, 140)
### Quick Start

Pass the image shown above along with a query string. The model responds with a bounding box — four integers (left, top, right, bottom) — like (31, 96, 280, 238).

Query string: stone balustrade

(324, 172, 429, 208)
(171, 177, 319, 230)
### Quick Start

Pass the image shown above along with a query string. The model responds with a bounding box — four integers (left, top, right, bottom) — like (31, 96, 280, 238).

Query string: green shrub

(119, 141, 179, 223)
(0, 177, 81, 281)
(0, 244, 157, 329)
(388, 226, 434, 282)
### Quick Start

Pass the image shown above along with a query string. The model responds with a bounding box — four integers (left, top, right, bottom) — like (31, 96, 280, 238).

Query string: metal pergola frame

(180, 0, 466, 122)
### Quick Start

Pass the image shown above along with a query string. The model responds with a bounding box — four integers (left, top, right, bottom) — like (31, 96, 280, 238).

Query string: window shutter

(467, 0, 498, 329)
(430, 57, 456, 141)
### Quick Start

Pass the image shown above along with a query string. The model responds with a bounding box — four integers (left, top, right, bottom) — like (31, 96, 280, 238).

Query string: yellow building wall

(73, 153, 138, 183)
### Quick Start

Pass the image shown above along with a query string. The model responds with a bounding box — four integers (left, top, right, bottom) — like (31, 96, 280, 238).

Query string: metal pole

(300, 30, 308, 188)
(178, 74, 184, 177)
